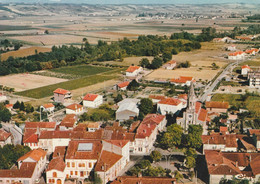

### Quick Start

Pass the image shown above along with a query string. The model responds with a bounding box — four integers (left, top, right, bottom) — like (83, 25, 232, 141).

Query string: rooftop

(53, 88, 70, 95)
(126, 66, 140, 73)
(83, 94, 99, 101)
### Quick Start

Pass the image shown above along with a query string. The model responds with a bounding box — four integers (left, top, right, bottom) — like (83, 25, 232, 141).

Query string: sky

(1, 0, 260, 4)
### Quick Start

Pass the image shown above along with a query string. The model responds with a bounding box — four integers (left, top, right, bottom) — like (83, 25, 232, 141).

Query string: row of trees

(0, 39, 23, 53)
(0, 103, 11, 122)
(0, 33, 202, 76)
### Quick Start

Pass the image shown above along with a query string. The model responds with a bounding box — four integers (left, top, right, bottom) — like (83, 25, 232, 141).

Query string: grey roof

(116, 101, 139, 114)
(117, 98, 140, 106)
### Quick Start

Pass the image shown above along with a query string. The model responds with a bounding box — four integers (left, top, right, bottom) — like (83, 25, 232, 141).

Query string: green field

(50, 65, 113, 77)
(239, 60, 260, 67)
(0, 25, 33, 31)
(15, 74, 116, 99)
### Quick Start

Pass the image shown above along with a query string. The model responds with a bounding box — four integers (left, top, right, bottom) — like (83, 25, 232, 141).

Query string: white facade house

(46, 157, 66, 184)
(83, 94, 103, 108)
(163, 60, 176, 70)
(116, 102, 139, 122)
(170, 76, 194, 86)
(157, 98, 185, 115)
(0, 129, 12, 147)
(241, 65, 251, 75)
(42, 103, 55, 113)
(0, 93, 7, 102)
(227, 45, 236, 51)
(248, 70, 260, 88)
(228, 51, 246, 60)
(125, 66, 143, 77)
(65, 103, 83, 115)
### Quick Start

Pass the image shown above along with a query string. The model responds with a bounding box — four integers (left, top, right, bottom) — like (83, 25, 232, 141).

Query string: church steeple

(187, 81, 196, 110)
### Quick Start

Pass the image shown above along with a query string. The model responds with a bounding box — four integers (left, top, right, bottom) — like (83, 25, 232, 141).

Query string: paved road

(199, 59, 245, 102)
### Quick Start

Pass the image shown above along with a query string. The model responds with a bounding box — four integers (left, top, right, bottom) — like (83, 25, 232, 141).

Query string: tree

(186, 125, 203, 149)
(173, 170, 183, 182)
(93, 172, 102, 184)
(20, 102, 25, 111)
(162, 52, 172, 63)
(138, 160, 151, 169)
(160, 124, 183, 149)
(185, 156, 196, 169)
(14, 43, 21, 51)
(172, 48, 178, 55)
(127, 79, 140, 91)
(114, 94, 123, 103)
(0, 108, 11, 122)
(44, 30, 49, 34)
(139, 98, 153, 115)
(140, 58, 150, 68)
(150, 150, 162, 162)
(151, 57, 163, 69)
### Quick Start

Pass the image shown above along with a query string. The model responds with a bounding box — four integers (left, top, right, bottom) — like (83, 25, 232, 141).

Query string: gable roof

(17, 148, 46, 162)
(47, 157, 66, 172)
(116, 102, 139, 114)
(53, 88, 70, 95)
(60, 114, 77, 128)
(25, 122, 56, 129)
(170, 76, 193, 84)
(103, 140, 129, 148)
(66, 103, 83, 110)
(53, 146, 67, 159)
(136, 122, 157, 139)
(149, 95, 166, 101)
(43, 103, 54, 109)
(206, 101, 229, 109)
(198, 108, 208, 122)
(83, 94, 99, 101)
(23, 130, 38, 143)
(126, 66, 140, 73)
(117, 81, 130, 88)
(202, 134, 238, 148)
(142, 114, 165, 125)
(241, 65, 251, 70)
(0, 162, 37, 178)
(95, 150, 122, 172)
(0, 129, 11, 141)
(158, 98, 181, 106)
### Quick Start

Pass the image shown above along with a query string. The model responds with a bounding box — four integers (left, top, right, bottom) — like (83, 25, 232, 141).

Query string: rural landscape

(0, 1, 260, 184)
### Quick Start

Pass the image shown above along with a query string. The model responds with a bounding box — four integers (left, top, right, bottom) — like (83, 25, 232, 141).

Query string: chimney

(235, 161, 238, 167)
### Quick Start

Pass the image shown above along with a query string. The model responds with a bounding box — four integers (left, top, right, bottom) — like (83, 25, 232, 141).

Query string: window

(80, 171, 84, 177)
(70, 171, 73, 175)
(67, 162, 70, 167)
(72, 162, 75, 167)
(52, 179, 55, 183)
(49, 179, 52, 183)
(75, 171, 78, 175)
(78, 163, 82, 167)
(89, 162, 92, 168)
(53, 172, 57, 177)
(66, 174, 69, 179)
(82, 163, 85, 167)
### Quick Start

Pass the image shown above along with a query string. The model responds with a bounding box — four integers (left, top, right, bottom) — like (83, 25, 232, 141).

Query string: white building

(241, 65, 251, 75)
(116, 101, 139, 122)
(125, 66, 143, 77)
(46, 157, 66, 184)
(42, 103, 55, 113)
(83, 94, 103, 108)
(157, 98, 185, 115)
(115, 81, 130, 91)
(248, 70, 260, 88)
(163, 60, 176, 70)
(227, 45, 236, 51)
(228, 51, 246, 60)
(0, 93, 7, 102)
(170, 76, 194, 86)
(65, 103, 83, 115)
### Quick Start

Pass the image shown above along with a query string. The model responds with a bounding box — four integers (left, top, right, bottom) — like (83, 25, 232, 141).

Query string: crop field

(50, 65, 112, 77)
(15, 74, 117, 99)
(1, 46, 51, 61)
(0, 73, 68, 92)
(0, 25, 34, 31)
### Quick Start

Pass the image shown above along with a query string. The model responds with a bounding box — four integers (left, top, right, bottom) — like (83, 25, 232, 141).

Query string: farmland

(1, 46, 51, 61)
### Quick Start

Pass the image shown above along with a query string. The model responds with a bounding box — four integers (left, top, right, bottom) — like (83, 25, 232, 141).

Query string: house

(65, 103, 83, 115)
(0, 129, 12, 147)
(42, 103, 55, 113)
(241, 65, 251, 75)
(163, 60, 176, 70)
(83, 94, 103, 108)
(245, 48, 259, 56)
(142, 114, 166, 132)
(235, 36, 253, 41)
(149, 95, 166, 104)
(111, 176, 177, 184)
(205, 150, 260, 184)
(86, 122, 100, 132)
(247, 129, 260, 151)
(116, 99, 139, 121)
(116, 81, 130, 91)
(228, 51, 246, 60)
(0, 93, 7, 102)
(125, 66, 143, 77)
(170, 76, 194, 86)
(227, 45, 236, 51)
(53, 88, 72, 104)
(213, 37, 234, 43)
(5, 104, 13, 112)
(206, 101, 229, 113)
(0, 148, 47, 184)
(46, 157, 66, 184)
(201, 134, 238, 154)
(60, 114, 77, 130)
(157, 98, 185, 115)
(248, 69, 260, 88)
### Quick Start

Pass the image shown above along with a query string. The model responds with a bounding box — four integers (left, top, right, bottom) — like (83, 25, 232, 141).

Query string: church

(176, 82, 208, 135)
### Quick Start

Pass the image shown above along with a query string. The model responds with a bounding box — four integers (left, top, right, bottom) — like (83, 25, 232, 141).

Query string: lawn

(49, 65, 112, 77)
(15, 74, 116, 99)
(211, 94, 242, 107)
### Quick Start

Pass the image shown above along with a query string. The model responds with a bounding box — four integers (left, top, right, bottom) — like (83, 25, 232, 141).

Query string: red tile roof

(117, 81, 130, 88)
(25, 122, 56, 129)
(168, 60, 176, 64)
(220, 126, 228, 133)
(198, 108, 208, 122)
(158, 98, 181, 106)
(65, 140, 102, 160)
(228, 51, 244, 56)
(126, 66, 140, 73)
(136, 122, 157, 139)
(0, 129, 11, 141)
(17, 148, 46, 162)
(87, 122, 100, 129)
(60, 114, 77, 128)
(95, 150, 122, 172)
(111, 176, 176, 184)
(39, 130, 73, 139)
(43, 103, 54, 109)
(142, 114, 165, 126)
(5, 104, 13, 109)
(53, 146, 67, 159)
(248, 129, 260, 136)
(178, 94, 188, 100)
(202, 134, 237, 148)
(0, 162, 37, 178)
(83, 94, 99, 101)
(170, 76, 193, 84)
(103, 140, 129, 148)
(149, 95, 166, 101)
(66, 103, 83, 111)
(206, 101, 229, 109)
(53, 88, 70, 95)
(241, 65, 251, 69)
(47, 157, 66, 172)
(195, 101, 202, 113)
